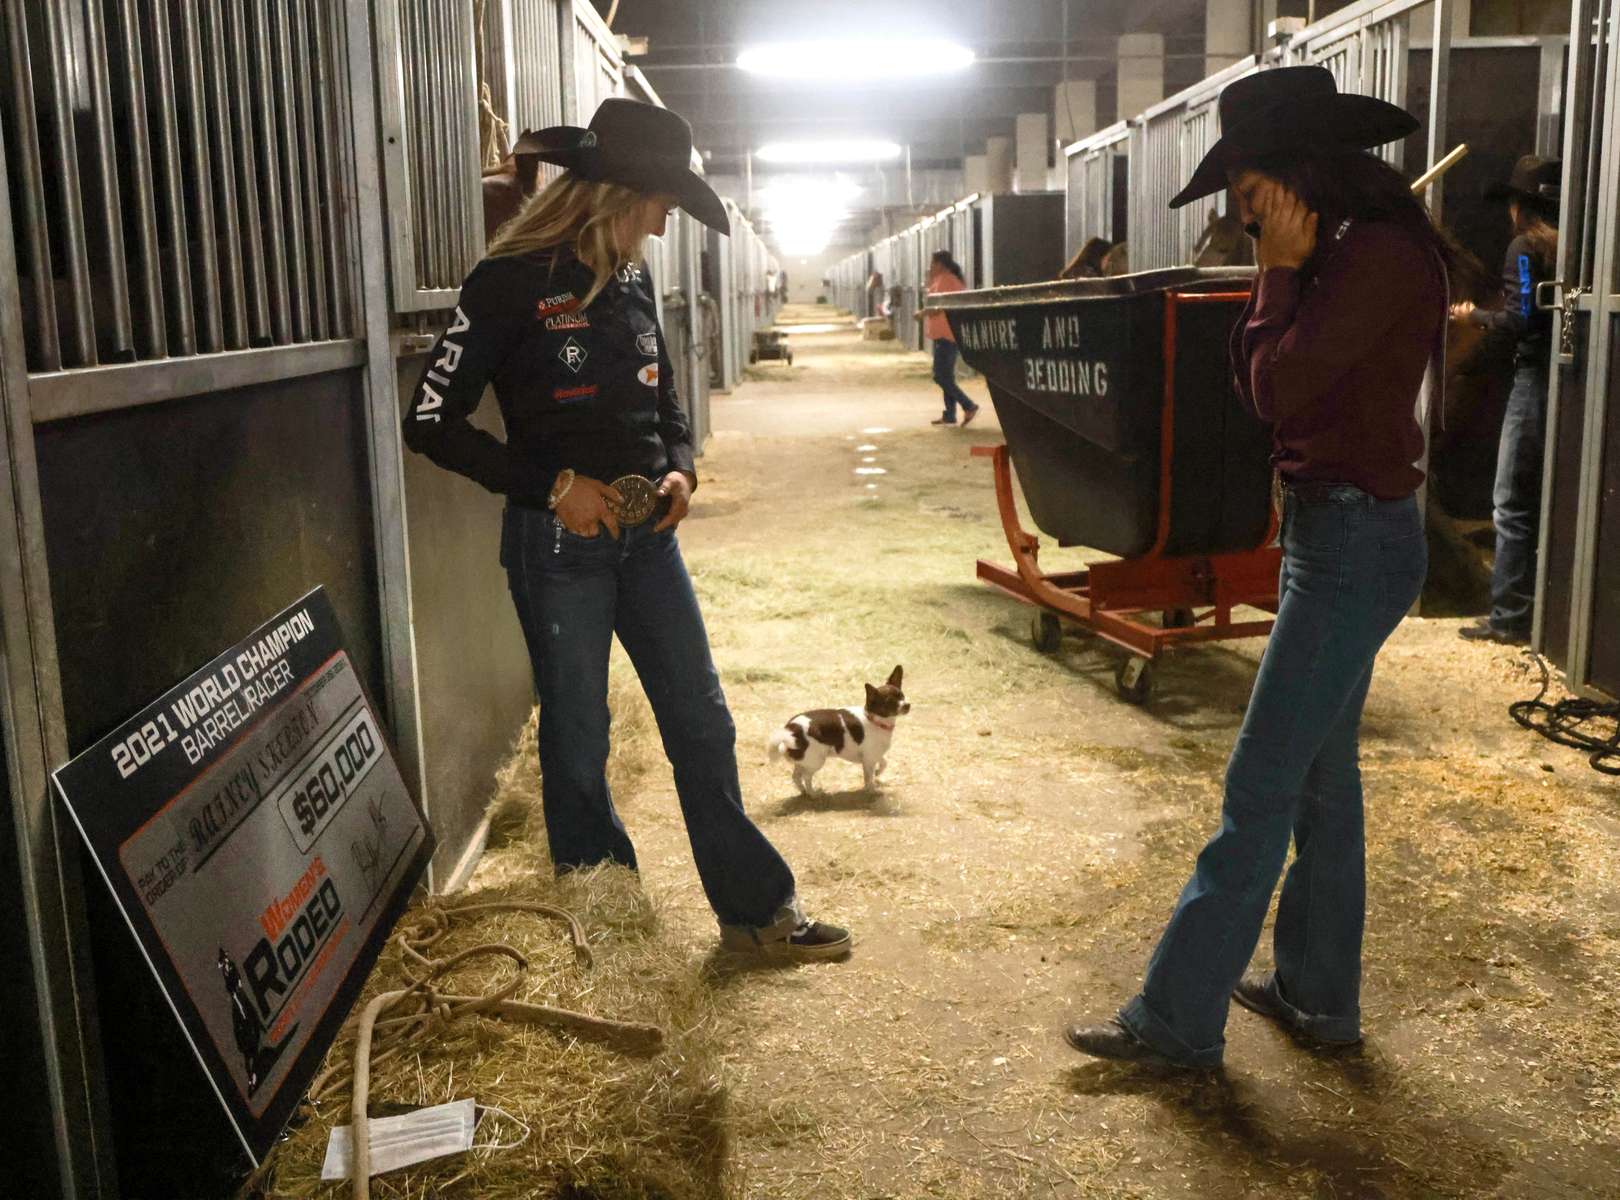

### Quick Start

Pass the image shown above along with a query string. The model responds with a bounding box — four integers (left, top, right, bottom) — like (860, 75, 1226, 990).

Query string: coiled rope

(303, 900, 665, 1200)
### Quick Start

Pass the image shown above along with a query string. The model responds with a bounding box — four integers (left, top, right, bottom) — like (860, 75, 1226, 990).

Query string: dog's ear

(887, 664, 903, 688)
(865, 683, 880, 705)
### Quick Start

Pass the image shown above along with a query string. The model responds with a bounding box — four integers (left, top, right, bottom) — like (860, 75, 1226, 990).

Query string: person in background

(1066, 67, 1451, 1070)
(1455, 155, 1562, 646)
(919, 249, 980, 427)
(404, 99, 851, 963)
(865, 269, 886, 318)
(1061, 236, 1113, 280)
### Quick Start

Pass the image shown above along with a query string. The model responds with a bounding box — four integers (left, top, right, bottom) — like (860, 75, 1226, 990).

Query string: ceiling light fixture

(736, 38, 975, 83)
(757, 179, 862, 257)
(754, 139, 902, 165)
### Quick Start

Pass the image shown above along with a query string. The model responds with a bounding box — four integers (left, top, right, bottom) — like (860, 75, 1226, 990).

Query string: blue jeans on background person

(501, 504, 799, 932)
(1487, 364, 1548, 635)
(1118, 485, 1428, 1067)
(932, 338, 978, 422)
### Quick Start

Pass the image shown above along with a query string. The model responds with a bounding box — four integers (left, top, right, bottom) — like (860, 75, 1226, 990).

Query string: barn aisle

(586, 313, 1620, 1198)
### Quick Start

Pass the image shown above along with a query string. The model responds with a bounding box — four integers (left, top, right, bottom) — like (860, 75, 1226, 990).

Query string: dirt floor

(266, 308, 1620, 1199)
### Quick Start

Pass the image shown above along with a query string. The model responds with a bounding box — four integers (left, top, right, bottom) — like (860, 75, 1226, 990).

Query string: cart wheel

(749, 349, 759, 364)
(1163, 608, 1195, 629)
(787, 351, 794, 365)
(1115, 656, 1154, 705)
(1030, 611, 1063, 655)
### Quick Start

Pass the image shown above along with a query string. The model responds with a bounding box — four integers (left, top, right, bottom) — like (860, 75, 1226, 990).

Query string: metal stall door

(679, 211, 712, 448)
(1538, 0, 1620, 695)
(1177, 101, 1222, 262)
(502, 0, 565, 133)
(653, 216, 693, 413)
(564, 0, 622, 122)
(709, 223, 737, 391)
(376, 0, 484, 311)
(1129, 112, 1180, 272)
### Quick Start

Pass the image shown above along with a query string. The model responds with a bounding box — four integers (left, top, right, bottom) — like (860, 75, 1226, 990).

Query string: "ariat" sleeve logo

(413, 305, 471, 423)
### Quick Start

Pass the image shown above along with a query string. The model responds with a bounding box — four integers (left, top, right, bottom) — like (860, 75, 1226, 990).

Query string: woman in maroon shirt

(1067, 67, 1451, 1068)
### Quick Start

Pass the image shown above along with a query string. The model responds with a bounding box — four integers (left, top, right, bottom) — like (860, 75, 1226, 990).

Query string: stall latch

(1537, 280, 1589, 363)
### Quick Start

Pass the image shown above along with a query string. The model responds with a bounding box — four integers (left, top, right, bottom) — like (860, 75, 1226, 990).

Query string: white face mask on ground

(321, 1097, 477, 1180)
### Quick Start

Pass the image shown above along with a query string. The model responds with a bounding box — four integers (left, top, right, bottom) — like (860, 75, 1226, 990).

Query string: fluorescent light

(755, 139, 902, 165)
(737, 38, 974, 83)
(758, 179, 861, 256)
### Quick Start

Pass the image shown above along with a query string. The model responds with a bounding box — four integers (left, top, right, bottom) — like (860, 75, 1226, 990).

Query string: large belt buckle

(608, 474, 659, 526)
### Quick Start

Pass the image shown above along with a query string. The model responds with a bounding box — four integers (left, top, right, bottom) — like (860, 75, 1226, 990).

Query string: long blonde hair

(488, 173, 647, 306)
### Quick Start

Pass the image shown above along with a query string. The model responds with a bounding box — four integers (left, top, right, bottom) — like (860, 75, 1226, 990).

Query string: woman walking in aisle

(920, 249, 981, 427)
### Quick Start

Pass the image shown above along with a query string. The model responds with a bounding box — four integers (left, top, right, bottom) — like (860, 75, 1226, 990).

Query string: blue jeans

(1119, 486, 1428, 1066)
(501, 505, 798, 931)
(1487, 364, 1547, 634)
(933, 339, 977, 421)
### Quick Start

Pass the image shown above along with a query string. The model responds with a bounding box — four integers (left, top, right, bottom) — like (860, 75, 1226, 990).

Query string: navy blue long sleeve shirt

(402, 247, 696, 509)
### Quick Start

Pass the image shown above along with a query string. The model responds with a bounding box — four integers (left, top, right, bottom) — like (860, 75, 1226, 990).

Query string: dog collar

(866, 713, 896, 731)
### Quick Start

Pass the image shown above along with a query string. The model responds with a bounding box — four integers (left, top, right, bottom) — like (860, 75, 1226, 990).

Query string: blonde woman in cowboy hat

(403, 98, 850, 961)
(1068, 67, 1458, 1068)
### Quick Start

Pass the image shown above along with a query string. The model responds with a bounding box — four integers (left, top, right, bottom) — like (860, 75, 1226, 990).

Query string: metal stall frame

(1283, 0, 1454, 208)
(1536, 0, 1617, 695)
(0, 97, 116, 1200)
(374, 0, 484, 312)
(1063, 121, 1130, 262)
(1127, 57, 1258, 273)
(561, 0, 625, 124)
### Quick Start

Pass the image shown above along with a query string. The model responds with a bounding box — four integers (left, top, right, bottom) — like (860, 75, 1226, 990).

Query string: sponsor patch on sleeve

(637, 363, 659, 388)
(553, 384, 598, 403)
(637, 332, 659, 357)
(545, 313, 591, 331)
(536, 292, 579, 318)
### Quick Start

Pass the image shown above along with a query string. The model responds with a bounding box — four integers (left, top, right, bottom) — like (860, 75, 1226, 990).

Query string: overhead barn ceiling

(603, 0, 1220, 170)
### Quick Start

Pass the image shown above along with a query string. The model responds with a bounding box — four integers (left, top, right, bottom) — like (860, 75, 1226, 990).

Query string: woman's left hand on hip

(653, 471, 694, 532)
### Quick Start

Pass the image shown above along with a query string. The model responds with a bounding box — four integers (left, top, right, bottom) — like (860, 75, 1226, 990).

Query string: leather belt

(1281, 479, 1362, 505)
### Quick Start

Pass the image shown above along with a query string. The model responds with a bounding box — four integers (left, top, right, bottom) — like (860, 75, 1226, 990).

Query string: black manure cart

(935, 268, 1282, 703)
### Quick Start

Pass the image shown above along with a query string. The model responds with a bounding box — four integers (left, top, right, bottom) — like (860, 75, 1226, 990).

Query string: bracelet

(547, 468, 576, 510)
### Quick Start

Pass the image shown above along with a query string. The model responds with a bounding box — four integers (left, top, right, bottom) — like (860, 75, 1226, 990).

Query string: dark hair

(1239, 145, 1468, 284)
(1512, 199, 1560, 274)
(930, 249, 964, 282)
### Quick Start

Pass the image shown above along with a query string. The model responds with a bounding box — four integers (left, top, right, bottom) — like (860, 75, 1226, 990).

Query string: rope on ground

(1510, 651, 1620, 775)
(308, 900, 665, 1200)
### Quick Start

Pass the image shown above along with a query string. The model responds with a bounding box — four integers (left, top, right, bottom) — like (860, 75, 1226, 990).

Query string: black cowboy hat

(1484, 154, 1561, 206)
(1170, 66, 1420, 209)
(529, 98, 730, 234)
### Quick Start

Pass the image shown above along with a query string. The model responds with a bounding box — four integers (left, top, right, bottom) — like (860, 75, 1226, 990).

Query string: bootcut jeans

(502, 504, 800, 933)
(1118, 484, 1428, 1067)
(933, 339, 978, 421)
(1487, 364, 1548, 635)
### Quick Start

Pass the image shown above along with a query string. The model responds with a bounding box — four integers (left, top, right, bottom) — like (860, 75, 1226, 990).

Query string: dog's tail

(766, 725, 796, 762)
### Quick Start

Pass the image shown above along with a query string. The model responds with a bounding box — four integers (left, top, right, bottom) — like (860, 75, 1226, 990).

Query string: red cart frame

(972, 290, 1280, 700)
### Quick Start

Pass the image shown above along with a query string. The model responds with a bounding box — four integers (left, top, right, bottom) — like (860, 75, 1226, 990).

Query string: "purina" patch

(535, 292, 578, 318)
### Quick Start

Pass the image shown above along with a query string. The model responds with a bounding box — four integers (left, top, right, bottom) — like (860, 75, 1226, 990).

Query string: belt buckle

(608, 474, 659, 526)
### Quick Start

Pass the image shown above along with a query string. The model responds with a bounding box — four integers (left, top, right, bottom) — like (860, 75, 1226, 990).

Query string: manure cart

(936, 268, 1280, 704)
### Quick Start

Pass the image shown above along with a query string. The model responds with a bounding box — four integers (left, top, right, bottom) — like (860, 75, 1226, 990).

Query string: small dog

(768, 666, 909, 795)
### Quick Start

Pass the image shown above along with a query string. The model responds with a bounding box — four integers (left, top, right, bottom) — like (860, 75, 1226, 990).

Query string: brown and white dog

(768, 666, 910, 795)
